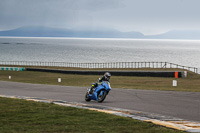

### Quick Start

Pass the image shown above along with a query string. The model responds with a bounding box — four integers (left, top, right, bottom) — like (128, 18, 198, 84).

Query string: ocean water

(0, 37, 200, 70)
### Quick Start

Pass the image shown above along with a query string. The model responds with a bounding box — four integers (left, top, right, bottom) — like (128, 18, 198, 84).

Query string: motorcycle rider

(89, 72, 111, 94)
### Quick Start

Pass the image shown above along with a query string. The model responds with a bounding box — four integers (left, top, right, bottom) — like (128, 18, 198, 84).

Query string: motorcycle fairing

(89, 84, 104, 100)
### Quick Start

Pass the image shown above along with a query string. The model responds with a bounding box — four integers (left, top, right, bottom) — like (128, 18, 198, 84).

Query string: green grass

(0, 68, 200, 92)
(0, 97, 184, 133)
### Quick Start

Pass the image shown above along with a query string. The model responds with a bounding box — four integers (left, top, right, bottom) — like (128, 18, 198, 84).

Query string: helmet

(104, 72, 111, 81)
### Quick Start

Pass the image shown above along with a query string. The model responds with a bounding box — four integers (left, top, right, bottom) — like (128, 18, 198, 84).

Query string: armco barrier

(0, 67, 25, 71)
(26, 68, 187, 78)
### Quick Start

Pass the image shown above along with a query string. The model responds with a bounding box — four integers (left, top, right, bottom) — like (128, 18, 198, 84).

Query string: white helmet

(104, 72, 111, 81)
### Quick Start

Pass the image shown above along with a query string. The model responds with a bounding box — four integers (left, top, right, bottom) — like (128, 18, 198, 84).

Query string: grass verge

(0, 97, 184, 133)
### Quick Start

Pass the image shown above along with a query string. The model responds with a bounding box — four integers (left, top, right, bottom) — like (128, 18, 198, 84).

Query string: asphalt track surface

(0, 81, 199, 122)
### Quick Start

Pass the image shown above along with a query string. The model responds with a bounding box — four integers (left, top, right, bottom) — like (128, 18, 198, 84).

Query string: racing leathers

(89, 72, 111, 94)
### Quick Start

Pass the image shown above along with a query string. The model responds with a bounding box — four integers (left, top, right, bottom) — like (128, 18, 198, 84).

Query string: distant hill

(146, 30, 200, 40)
(0, 26, 144, 38)
(1, 26, 200, 40)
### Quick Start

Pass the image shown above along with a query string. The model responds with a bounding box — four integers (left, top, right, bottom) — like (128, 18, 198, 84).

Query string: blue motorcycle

(85, 81, 111, 103)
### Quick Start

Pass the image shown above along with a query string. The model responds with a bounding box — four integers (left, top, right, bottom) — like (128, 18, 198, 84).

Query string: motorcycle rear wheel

(97, 90, 107, 103)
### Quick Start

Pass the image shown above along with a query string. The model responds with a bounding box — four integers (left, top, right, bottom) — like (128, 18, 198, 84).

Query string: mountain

(0, 26, 76, 37)
(1, 26, 200, 40)
(146, 30, 200, 40)
(0, 26, 144, 38)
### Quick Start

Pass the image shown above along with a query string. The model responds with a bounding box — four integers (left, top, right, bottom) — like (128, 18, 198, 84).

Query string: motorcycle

(85, 81, 111, 103)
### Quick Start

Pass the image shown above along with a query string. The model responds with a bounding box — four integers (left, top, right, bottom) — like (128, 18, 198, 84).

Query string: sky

(0, 0, 200, 35)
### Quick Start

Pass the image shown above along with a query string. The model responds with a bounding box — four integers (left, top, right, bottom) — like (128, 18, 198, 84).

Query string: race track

(0, 81, 199, 122)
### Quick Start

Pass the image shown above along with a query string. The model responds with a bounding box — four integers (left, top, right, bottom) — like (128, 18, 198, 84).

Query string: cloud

(1, 0, 200, 34)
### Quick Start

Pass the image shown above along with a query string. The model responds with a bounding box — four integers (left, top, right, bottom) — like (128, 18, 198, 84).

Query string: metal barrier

(0, 61, 198, 73)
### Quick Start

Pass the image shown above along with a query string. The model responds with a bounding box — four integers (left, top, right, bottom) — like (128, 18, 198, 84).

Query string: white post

(58, 78, 61, 83)
(9, 76, 11, 79)
(172, 80, 177, 87)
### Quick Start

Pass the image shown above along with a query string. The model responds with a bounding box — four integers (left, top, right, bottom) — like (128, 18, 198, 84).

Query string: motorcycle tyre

(97, 90, 107, 103)
(85, 92, 91, 102)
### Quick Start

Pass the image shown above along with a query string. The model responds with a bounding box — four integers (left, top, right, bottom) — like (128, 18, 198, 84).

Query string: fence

(0, 61, 198, 73)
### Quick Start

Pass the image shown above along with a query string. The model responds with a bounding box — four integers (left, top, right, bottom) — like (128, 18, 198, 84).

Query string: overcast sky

(0, 0, 200, 35)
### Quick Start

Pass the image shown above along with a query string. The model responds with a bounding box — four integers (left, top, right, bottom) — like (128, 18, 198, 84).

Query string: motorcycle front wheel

(85, 92, 91, 101)
(97, 90, 107, 103)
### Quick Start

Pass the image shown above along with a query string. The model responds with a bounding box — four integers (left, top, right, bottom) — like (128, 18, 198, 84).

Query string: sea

(0, 37, 200, 71)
